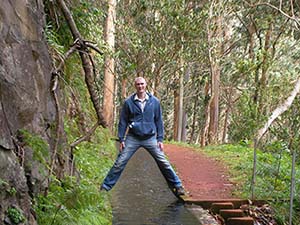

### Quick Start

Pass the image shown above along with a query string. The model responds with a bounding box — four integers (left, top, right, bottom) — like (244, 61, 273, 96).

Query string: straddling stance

(100, 77, 185, 197)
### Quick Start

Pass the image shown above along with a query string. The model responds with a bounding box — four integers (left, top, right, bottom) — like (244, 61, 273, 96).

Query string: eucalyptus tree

(115, 0, 300, 147)
(115, 0, 206, 140)
(103, 0, 117, 131)
(226, 0, 300, 142)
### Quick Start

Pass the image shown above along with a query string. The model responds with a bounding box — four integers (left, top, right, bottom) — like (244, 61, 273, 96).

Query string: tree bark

(173, 88, 179, 141)
(209, 63, 220, 144)
(103, 0, 116, 131)
(222, 88, 233, 143)
(178, 67, 184, 141)
(181, 112, 187, 142)
(200, 81, 211, 147)
(121, 78, 127, 99)
(258, 22, 272, 116)
(189, 97, 198, 143)
(207, 3, 222, 144)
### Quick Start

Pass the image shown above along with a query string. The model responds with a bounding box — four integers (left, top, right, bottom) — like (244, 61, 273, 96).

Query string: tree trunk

(207, 4, 222, 144)
(200, 81, 211, 147)
(222, 88, 233, 143)
(177, 68, 184, 141)
(208, 63, 220, 144)
(258, 22, 272, 116)
(173, 88, 179, 140)
(121, 78, 127, 99)
(103, 0, 116, 131)
(189, 92, 198, 143)
(181, 112, 187, 142)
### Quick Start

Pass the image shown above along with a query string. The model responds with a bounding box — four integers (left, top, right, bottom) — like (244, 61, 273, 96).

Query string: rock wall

(0, 0, 61, 224)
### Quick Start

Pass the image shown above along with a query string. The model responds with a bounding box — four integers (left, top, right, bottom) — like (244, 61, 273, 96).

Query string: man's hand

(119, 141, 125, 152)
(158, 142, 164, 151)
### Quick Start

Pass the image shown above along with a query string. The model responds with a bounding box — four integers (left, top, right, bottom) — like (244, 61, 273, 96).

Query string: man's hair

(134, 77, 146, 84)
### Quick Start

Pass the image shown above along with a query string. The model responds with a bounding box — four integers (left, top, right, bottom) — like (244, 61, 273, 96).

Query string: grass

(168, 141, 299, 225)
(35, 127, 116, 225)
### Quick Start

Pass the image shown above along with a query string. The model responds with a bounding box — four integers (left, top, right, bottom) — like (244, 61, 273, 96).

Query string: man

(100, 77, 185, 197)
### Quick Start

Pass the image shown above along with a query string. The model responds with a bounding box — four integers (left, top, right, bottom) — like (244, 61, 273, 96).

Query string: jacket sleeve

(118, 101, 129, 142)
(155, 101, 164, 142)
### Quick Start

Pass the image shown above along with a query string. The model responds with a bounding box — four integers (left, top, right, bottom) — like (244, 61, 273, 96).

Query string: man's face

(135, 78, 147, 94)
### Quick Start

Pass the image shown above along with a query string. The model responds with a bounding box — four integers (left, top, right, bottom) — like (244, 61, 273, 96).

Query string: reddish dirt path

(164, 143, 234, 200)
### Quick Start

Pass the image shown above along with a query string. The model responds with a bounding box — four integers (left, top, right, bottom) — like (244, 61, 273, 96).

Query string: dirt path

(164, 144, 234, 200)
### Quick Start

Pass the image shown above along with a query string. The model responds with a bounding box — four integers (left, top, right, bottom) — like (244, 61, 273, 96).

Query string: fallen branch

(251, 77, 300, 199)
(56, 0, 107, 127)
(256, 77, 300, 142)
(49, 73, 60, 180)
(243, 0, 300, 28)
(70, 122, 99, 148)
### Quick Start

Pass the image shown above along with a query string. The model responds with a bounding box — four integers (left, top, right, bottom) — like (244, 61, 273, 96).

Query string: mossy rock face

(0, 149, 33, 225)
(0, 0, 60, 224)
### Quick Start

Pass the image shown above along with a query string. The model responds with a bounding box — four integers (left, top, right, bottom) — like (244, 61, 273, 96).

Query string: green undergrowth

(170, 142, 299, 225)
(204, 144, 300, 224)
(35, 127, 116, 225)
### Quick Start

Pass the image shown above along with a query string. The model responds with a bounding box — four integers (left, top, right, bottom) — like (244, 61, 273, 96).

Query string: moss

(0, 179, 17, 196)
(7, 187, 17, 196)
(6, 206, 26, 224)
(0, 178, 9, 188)
(20, 129, 49, 165)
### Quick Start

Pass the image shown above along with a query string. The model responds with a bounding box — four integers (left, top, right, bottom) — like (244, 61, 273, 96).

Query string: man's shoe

(175, 186, 185, 196)
(99, 185, 108, 192)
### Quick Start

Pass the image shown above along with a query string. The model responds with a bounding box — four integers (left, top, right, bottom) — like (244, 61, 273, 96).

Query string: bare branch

(56, 0, 82, 39)
(280, 0, 282, 11)
(55, 41, 78, 73)
(85, 42, 104, 55)
(70, 123, 99, 148)
(49, 72, 61, 185)
(290, 0, 295, 18)
(243, 0, 300, 28)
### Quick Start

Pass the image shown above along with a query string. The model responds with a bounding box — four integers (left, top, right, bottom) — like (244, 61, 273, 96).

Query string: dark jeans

(101, 135, 182, 191)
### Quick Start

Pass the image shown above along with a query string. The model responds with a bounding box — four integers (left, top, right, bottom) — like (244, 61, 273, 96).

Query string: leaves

(41, 1, 300, 224)
(35, 130, 115, 225)
(242, 203, 277, 225)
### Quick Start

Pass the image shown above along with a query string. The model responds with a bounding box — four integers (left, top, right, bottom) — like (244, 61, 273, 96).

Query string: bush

(35, 129, 116, 225)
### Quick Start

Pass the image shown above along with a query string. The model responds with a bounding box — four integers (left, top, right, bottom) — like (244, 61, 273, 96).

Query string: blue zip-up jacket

(118, 92, 164, 142)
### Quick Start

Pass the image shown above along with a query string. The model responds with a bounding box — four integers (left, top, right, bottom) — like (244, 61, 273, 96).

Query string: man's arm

(118, 101, 129, 143)
(154, 100, 164, 143)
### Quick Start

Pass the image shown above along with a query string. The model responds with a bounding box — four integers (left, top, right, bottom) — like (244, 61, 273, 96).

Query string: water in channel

(111, 148, 201, 225)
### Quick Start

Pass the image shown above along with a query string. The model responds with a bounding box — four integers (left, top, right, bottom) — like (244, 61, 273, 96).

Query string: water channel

(111, 148, 205, 225)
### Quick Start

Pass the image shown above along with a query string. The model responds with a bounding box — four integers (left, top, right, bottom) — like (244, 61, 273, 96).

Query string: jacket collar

(131, 92, 151, 101)
(134, 93, 149, 101)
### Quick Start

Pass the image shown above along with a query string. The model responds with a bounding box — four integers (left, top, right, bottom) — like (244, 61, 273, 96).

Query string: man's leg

(101, 136, 139, 191)
(143, 137, 183, 192)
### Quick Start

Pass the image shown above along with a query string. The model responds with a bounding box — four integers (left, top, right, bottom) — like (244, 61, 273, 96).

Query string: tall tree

(174, 57, 184, 141)
(103, 0, 117, 130)
(206, 0, 224, 144)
